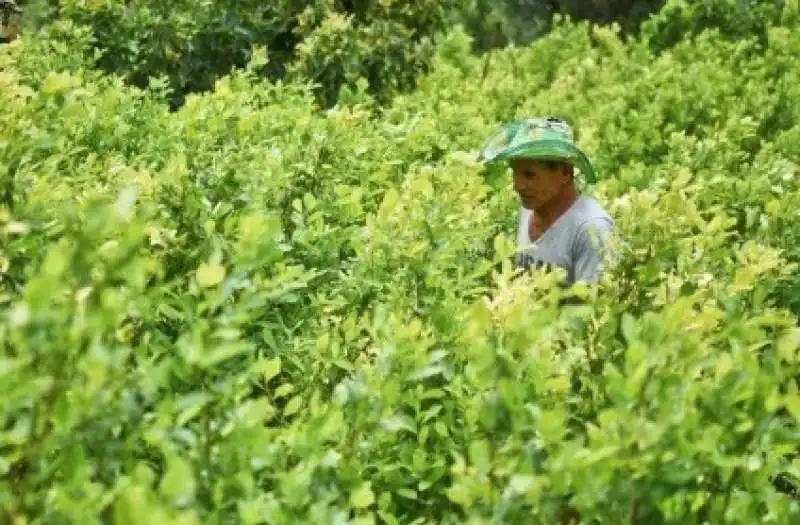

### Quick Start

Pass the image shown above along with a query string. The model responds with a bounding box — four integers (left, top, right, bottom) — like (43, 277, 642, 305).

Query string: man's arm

(572, 217, 616, 283)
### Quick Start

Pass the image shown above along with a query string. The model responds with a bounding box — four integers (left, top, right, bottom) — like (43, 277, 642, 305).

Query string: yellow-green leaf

(778, 329, 800, 362)
(351, 483, 375, 509)
(786, 396, 800, 423)
(263, 357, 281, 383)
(196, 263, 226, 287)
(274, 383, 294, 399)
(283, 395, 302, 416)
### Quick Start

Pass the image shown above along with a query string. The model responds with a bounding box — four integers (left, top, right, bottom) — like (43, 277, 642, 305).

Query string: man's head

(479, 116, 597, 196)
(511, 157, 575, 211)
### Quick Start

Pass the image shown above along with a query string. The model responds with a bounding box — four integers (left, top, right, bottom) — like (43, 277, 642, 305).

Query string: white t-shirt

(517, 207, 534, 248)
(515, 196, 615, 284)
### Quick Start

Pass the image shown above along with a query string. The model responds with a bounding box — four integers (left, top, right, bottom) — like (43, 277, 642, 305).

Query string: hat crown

(479, 115, 597, 183)
(520, 117, 574, 142)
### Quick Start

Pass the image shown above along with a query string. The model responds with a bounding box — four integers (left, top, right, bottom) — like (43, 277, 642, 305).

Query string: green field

(2, 1, 800, 523)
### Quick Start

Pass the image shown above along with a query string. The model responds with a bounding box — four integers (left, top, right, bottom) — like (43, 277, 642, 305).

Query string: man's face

(511, 158, 571, 210)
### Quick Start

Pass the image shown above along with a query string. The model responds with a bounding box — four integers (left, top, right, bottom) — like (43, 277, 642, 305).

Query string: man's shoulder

(566, 195, 615, 237)
(567, 196, 617, 282)
(572, 195, 614, 221)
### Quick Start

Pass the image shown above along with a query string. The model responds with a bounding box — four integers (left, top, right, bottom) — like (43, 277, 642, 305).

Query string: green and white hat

(479, 116, 597, 184)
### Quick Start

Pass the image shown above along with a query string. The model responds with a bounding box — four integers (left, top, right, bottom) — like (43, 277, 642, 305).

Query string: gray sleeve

(572, 217, 616, 283)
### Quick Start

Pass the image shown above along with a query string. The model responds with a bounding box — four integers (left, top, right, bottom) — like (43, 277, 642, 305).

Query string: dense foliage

(457, 0, 666, 50)
(16, 0, 464, 109)
(20, 0, 778, 109)
(1, 0, 800, 523)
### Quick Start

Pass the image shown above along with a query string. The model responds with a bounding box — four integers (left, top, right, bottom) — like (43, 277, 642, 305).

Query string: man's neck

(534, 188, 579, 231)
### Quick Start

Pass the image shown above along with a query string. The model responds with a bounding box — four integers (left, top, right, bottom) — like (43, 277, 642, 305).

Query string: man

(0, 0, 21, 44)
(481, 116, 616, 285)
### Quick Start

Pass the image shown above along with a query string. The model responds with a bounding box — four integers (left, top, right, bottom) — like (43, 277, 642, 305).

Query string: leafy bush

(27, 0, 462, 109)
(640, 0, 791, 52)
(1, 5, 800, 525)
(456, 0, 666, 50)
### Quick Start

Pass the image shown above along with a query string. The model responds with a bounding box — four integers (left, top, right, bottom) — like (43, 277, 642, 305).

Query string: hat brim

(482, 138, 597, 184)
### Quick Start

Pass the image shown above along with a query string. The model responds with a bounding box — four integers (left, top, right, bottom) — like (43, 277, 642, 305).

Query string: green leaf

(621, 313, 637, 343)
(469, 439, 490, 474)
(396, 488, 417, 500)
(175, 392, 212, 426)
(196, 262, 226, 287)
(351, 483, 375, 509)
(778, 328, 800, 362)
(509, 474, 535, 494)
(446, 481, 473, 507)
(199, 342, 253, 368)
(538, 409, 566, 444)
(160, 454, 196, 505)
(274, 383, 294, 399)
(786, 396, 800, 423)
(283, 395, 302, 416)
(715, 353, 734, 381)
(380, 415, 416, 434)
(262, 357, 281, 383)
(237, 398, 276, 427)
